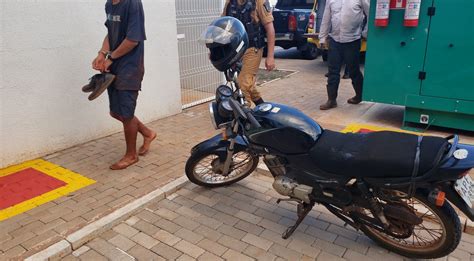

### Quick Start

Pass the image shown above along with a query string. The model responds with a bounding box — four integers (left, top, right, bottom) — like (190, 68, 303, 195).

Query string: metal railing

(176, 0, 225, 108)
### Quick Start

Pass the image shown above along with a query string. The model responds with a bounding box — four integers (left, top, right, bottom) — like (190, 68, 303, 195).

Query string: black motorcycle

(185, 64, 474, 258)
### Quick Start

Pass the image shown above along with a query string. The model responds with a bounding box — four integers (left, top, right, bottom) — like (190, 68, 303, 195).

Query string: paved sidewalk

(1, 50, 473, 259)
(61, 172, 474, 261)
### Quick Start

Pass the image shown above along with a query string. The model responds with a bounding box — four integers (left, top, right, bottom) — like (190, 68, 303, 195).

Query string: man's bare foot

(110, 156, 139, 170)
(139, 131, 157, 156)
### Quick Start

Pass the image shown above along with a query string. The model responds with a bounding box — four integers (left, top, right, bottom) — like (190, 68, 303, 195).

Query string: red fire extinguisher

(404, 0, 422, 27)
(375, 0, 391, 26)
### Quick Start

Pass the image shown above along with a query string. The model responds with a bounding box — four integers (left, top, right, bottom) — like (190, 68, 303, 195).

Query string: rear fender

(440, 143, 474, 171)
(441, 183, 474, 221)
(190, 134, 249, 159)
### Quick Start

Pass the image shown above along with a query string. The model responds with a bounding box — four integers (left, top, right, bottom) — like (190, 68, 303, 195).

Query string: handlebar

(228, 98, 261, 129)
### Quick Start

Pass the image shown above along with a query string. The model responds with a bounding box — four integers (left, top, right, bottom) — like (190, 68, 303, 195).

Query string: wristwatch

(98, 50, 108, 56)
(105, 51, 116, 62)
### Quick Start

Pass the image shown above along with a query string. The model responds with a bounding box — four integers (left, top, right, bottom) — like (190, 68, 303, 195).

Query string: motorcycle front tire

(185, 149, 259, 188)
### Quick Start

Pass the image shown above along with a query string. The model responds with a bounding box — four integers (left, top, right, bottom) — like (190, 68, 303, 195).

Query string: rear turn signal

(428, 190, 446, 207)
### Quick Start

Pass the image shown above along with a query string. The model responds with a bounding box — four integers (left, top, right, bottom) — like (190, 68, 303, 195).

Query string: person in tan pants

(223, 0, 276, 105)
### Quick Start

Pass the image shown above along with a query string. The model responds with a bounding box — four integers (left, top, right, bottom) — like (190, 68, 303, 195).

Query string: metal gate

(176, 0, 225, 108)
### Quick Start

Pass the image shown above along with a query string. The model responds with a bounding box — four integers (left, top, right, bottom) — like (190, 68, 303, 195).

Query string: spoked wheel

(360, 192, 461, 259)
(185, 150, 259, 187)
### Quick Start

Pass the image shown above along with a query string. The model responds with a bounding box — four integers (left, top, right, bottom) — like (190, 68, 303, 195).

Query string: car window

(276, 0, 315, 9)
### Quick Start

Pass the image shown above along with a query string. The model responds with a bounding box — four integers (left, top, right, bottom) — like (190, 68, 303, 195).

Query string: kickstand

(282, 202, 315, 239)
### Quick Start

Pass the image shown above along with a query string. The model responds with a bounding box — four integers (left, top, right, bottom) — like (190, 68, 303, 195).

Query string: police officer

(223, 0, 276, 105)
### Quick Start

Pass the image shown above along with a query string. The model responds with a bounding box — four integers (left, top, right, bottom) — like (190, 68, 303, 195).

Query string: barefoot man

(92, 0, 156, 170)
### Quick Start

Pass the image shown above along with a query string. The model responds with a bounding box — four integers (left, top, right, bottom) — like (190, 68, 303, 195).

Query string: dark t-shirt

(105, 0, 146, 90)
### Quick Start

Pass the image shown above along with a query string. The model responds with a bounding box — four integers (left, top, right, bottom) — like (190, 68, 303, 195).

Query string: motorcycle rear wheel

(359, 192, 461, 259)
(185, 150, 259, 188)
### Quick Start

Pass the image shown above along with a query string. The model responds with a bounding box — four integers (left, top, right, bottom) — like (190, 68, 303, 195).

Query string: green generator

(363, 0, 474, 131)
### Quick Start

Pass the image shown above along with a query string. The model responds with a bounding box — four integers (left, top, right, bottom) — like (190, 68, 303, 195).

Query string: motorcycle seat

(310, 130, 449, 178)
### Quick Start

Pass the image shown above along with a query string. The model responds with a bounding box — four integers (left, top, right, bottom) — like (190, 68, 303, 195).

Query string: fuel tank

(248, 103, 323, 154)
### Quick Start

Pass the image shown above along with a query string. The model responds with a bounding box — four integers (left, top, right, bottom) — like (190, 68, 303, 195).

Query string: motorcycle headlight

(209, 102, 232, 129)
(216, 85, 233, 103)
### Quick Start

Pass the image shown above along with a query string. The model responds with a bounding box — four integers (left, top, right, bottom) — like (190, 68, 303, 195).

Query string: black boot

(319, 99, 337, 110)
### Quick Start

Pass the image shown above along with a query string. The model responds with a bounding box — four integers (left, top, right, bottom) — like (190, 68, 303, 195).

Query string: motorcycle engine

(264, 155, 313, 204)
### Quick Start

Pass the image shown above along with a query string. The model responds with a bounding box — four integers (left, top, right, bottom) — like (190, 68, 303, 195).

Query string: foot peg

(281, 202, 314, 239)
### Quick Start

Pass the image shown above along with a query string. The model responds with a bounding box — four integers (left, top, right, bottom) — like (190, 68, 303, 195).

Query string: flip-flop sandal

(88, 73, 116, 101)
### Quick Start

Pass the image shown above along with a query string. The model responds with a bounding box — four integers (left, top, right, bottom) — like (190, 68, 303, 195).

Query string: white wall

(0, 0, 182, 167)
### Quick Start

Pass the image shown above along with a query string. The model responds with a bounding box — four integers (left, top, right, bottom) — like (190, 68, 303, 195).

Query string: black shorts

(107, 87, 139, 119)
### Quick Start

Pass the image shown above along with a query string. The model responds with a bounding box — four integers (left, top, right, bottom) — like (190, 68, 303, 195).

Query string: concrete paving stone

(235, 220, 265, 236)
(327, 224, 361, 241)
(260, 229, 291, 247)
(222, 249, 255, 261)
(1, 245, 27, 258)
(254, 208, 282, 223)
(242, 233, 273, 251)
(108, 234, 136, 252)
(21, 230, 61, 251)
(273, 206, 297, 220)
(235, 210, 263, 225)
(344, 249, 377, 261)
(365, 247, 403, 261)
(318, 213, 347, 227)
(450, 248, 471, 260)
(9, 221, 44, 238)
(176, 254, 195, 261)
(81, 205, 110, 222)
(213, 202, 239, 216)
(131, 232, 159, 249)
(153, 199, 182, 211)
(125, 216, 140, 226)
(197, 251, 224, 261)
(151, 242, 183, 260)
(305, 225, 339, 243)
(113, 223, 140, 238)
(153, 207, 178, 221)
(128, 244, 165, 261)
(174, 228, 204, 244)
(154, 218, 181, 234)
(153, 229, 182, 246)
(279, 217, 308, 233)
(316, 251, 346, 261)
(100, 229, 119, 241)
(193, 215, 223, 230)
(268, 243, 303, 260)
(259, 218, 287, 234)
(243, 245, 278, 261)
(107, 195, 135, 208)
(252, 199, 278, 212)
(287, 238, 322, 258)
(191, 203, 219, 218)
(213, 211, 240, 226)
(313, 238, 347, 257)
(289, 231, 317, 246)
(72, 246, 90, 257)
(53, 216, 87, 236)
(132, 220, 160, 236)
(217, 224, 247, 240)
(172, 216, 200, 231)
(175, 206, 202, 219)
(458, 240, 474, 254)
(244, 182, 271, 194)
(232, 201, 259, 214)
(136, 209, 162, 223)
(214, 194, 237, 205)
(31, 219, 66, 235)
(87, 238, 134, 261)
(303, 216, 331, 230)
(0, 232, 35, 252)
(60, 254, 80, 261)
(194, 195, 219, 207)
(62, 207, 92, 222)
(194, 225, 223, 242)
(219, 235, 250, 252)
(197, 238, 229, 256)
(78, 249, 107, 261)
(230, 191, 256, 204)
(334, 235, 368, 255)
(174, 240, 205, 259)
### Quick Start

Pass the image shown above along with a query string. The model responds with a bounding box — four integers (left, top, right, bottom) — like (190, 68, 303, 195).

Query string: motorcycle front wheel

(185, 150, 259, 188)
(359, 191, 462, 259)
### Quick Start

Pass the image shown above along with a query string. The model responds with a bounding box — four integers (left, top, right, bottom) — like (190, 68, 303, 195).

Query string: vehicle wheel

(322, 51, 328, 62)
(185, 150, 259, 188)
(262, 47, 268, 58)
(302, 43, 319, 60)
(359, 191, 462, 259)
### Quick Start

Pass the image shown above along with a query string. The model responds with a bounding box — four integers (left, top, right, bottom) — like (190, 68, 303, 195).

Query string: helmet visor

(199, 22, 235, 45)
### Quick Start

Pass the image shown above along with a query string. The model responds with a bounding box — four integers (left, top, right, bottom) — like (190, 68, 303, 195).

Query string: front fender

(190, 134, 249, 157)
